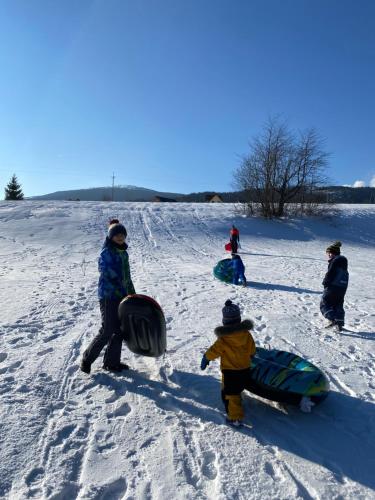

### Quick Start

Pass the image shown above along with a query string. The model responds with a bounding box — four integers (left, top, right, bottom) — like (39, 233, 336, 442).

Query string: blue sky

(0, 0, 374, 196)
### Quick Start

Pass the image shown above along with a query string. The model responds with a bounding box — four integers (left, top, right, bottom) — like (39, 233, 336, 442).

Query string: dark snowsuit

(230, 227, 240, 254)
(232, 255, 247, 286)
(320, 254, 348, 327)
(82, 238, 135, 368)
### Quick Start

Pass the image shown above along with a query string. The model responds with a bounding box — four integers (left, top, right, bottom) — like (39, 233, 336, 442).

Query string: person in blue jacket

(232, 253, 247, 287)
(320, 241, 349, 332)
(80, 220, 135, 374)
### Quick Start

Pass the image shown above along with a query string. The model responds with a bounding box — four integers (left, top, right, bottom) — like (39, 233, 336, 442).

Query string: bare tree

(234, 118, 329, 218)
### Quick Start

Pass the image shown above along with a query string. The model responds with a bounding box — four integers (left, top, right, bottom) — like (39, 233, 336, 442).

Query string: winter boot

(103, 362, 130, 372)
(324, 320, 336, 329)
(80, 360, 91, 374)
(225, 418, 243, 428)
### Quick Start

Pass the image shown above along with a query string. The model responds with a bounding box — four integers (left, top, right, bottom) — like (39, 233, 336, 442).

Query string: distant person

(232, 254, 247, 287)
(229, 225, 240, 253)
(80, 220, 135, 374)
(320, 241, 349, 332)
(200, 300, 256, 427)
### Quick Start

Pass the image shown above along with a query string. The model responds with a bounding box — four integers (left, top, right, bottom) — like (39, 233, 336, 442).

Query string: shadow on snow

(95, 368, 375, 491)
(248, 280, 321, 295)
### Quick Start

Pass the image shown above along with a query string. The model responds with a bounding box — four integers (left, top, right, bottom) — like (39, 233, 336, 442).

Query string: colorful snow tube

(118, 294, 166, 358)
(213, 258, 234, 284)
(247, 348, 330, 407)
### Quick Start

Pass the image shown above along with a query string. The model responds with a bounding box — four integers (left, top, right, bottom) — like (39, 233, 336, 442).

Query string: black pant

(221, 369, 253, 420)
(82, 299, 123, 367)
(320, 287, 346, 326)
(230, 239, 238, 253)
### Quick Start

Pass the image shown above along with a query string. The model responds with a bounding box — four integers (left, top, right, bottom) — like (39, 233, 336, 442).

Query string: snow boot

(103, 362, 130, 372)
(324, 320, 336, 329)
(80, 360, 91, 374)
(225, 418, 243, 428)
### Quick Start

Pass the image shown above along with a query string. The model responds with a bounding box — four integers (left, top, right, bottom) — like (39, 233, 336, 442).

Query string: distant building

(205, 194, 223, 203)
(153, 196, 177, 202)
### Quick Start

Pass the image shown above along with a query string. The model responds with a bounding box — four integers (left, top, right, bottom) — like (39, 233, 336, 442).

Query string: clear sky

(0, 0, 374, 197)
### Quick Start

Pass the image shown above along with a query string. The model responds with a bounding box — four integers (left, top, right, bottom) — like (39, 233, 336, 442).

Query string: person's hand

(200, 355, 210, 370)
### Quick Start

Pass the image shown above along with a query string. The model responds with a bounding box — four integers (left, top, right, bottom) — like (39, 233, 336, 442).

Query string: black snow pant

(221, 369, 253, 421)
(230, 239, 238, 254)
(82, 299, 123, 368)
(320, 287, 346, 326)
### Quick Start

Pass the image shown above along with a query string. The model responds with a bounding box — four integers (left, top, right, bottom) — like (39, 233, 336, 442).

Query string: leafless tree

(234, 118, 330, 218)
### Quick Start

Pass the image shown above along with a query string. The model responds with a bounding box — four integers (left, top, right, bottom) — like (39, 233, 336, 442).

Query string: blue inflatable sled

(247, 348, 330, 411)
(118, 294, 167, 358)
(213, 258, 233, 284)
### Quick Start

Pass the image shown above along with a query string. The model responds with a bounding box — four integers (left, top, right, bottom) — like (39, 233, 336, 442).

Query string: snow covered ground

(0, 201, 374, 500)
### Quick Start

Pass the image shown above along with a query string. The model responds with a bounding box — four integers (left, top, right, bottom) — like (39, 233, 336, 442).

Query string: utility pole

(111, 172, 115, 201)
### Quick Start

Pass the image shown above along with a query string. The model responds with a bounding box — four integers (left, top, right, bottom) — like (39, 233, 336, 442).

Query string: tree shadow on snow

(244, 390, 375, 491)
(248, 280, 321, 295)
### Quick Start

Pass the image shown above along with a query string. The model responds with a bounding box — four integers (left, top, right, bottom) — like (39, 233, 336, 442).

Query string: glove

(200, 354, 210, 370)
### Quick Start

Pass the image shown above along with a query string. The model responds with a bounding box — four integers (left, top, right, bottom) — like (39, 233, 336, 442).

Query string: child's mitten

(200, 355, 210, 370)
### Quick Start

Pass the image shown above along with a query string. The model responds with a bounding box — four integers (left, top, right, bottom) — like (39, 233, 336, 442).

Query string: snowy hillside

(0, 201, 374, 500)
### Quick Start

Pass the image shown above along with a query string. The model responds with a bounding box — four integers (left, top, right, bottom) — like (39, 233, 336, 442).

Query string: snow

(0, 201, 374, 500)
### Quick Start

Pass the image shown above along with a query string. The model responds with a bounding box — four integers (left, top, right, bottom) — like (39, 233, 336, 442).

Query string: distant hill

(29, 185, 375, 203)
(319, 186, 375, 204)
(30, 185, 183, 202)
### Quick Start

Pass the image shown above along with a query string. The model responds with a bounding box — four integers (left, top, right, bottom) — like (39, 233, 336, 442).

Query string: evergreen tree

(5, 174, 24, 200)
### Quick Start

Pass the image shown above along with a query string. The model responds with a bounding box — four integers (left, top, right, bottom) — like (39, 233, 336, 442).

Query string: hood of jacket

(214, 319, 254, 338)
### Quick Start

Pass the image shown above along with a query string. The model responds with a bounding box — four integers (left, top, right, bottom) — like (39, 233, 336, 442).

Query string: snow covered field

(0, 201, 374, 500)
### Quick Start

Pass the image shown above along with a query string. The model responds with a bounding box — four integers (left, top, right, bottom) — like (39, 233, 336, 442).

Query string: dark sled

(118, 294, 167, 358)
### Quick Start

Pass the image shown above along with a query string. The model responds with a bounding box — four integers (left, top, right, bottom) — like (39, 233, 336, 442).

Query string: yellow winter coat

(205, 320, 256, 371)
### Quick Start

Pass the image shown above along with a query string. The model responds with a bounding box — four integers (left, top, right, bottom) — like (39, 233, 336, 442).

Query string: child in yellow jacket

(201, 300, 256, 427)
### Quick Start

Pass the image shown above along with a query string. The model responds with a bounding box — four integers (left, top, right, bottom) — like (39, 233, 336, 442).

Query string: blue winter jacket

(98, 238, 135, 300)
(232, 256, 245, 274)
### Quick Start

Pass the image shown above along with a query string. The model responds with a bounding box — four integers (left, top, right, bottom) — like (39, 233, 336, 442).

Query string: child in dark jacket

(200, 300, 256, 427)
(320, 241, 349, 332)
(231, 254, 247, 287)
(81, 221, 135, 374)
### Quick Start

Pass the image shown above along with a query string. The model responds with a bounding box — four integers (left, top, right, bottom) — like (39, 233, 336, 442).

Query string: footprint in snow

(83, 477, 127, 500)
(16, 384, 31, 393)
(37, 347, 53, 356)
(108, 401, 131, 419)
(201, 450, 218, 480)
(43, 333, 59, 343)
(0, 352, 7, 363)
(24, 466, 45, 487)
(1, 360, 23, 373)
(140, 436, 157, 449)
(8, 336, 23, 345)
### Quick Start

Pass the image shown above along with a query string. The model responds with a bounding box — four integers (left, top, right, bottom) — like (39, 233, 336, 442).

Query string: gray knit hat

(108, 223, 127, 240)
(222, 299, 241, 326)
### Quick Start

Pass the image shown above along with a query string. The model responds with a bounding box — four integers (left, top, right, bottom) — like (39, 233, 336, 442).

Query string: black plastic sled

(118, 294, 167, 358)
